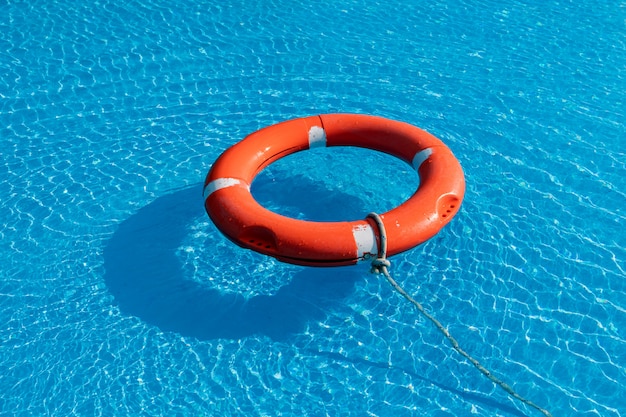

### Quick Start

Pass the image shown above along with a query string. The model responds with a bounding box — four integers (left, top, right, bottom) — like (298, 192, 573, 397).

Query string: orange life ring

(203, 114, 465, 267)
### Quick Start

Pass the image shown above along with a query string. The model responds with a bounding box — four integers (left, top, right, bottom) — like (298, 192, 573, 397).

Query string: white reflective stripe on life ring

(412, 148, 433, 171)
(203, 178, 245, 201)
(352, 223, 378, 260)
(308, 126, 326, 148)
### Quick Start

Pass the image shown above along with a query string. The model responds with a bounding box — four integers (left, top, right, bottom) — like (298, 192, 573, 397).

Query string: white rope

(366, 212, 552, 417)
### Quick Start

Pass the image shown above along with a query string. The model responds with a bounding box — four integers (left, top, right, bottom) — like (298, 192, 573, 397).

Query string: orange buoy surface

(203, 114, 465, 267)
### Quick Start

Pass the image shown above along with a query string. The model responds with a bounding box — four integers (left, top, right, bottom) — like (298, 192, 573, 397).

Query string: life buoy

(203, 114, 465, 267)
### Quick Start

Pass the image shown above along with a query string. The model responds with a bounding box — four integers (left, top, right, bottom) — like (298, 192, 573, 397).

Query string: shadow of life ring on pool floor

(103, 183, 362, 341)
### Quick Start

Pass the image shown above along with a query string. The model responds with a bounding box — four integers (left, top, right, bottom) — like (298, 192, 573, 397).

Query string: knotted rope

(366, 212, 552, 417)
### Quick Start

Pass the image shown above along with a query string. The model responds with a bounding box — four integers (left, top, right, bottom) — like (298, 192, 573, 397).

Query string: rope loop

(366, 212, 389, 274)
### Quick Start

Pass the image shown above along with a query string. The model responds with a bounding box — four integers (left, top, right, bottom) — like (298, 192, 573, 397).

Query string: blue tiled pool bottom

(1, 0, 625, 416)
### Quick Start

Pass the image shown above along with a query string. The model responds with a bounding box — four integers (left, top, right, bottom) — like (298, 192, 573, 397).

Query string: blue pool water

(1, 0, 624, 415)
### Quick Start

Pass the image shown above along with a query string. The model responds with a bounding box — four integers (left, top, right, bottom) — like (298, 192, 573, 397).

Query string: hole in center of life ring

(251, 146, 419, 222)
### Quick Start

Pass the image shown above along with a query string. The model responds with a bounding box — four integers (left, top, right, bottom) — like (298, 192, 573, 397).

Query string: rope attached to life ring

(366, 212, 552, 417)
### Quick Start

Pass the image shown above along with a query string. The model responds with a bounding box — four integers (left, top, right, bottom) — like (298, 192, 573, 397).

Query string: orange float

(203, 114, 465, 267)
